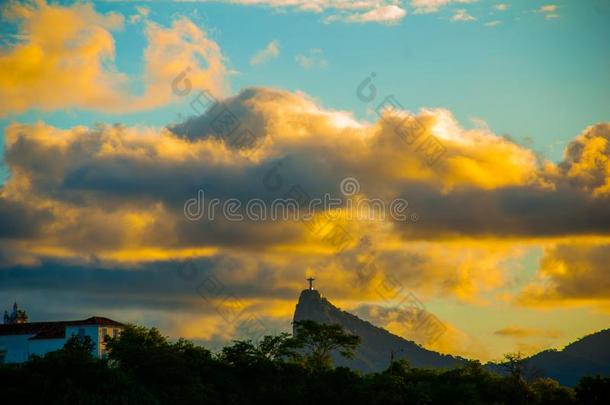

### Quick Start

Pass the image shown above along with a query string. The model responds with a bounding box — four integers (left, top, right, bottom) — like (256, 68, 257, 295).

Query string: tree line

(0, 320, 608, 404)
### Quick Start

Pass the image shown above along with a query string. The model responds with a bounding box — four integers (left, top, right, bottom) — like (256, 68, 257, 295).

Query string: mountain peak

(291, 289, 610, 384)
(298, 288, 321, 301)
(292, 288, 464, 372)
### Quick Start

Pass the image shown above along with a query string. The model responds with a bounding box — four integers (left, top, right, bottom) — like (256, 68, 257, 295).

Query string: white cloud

(0, 1, 228, 116)
(494, 4, 508, 11)
(485, 20, 501, 27)
(325, 4, 407, 24)
(295, 48, 327, 69)
(216, 1, 409, 24)
(451, 9, 476, 22)
(410, 0, 477, 14)
(128, 6, 150, 24)
(250, 39, 280, 65)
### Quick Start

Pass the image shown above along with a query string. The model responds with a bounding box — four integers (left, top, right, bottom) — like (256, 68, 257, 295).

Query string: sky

(0, 0, 609, 362)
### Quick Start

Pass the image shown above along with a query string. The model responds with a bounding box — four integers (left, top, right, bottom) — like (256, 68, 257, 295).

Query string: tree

(502, 352, 527, 381)
(63, 334, 95, 356)
(575, 376, 610, 405)
(530, 378, 575, 405)
(292, 320, 360, 370)
(257, 333, 301, 361)
(220, 333, 299, 366)
(105, 324, 216, 404)
(0, 323, 586, 404)
(18, 333, 154, 404)
(500, 352, 533, 405)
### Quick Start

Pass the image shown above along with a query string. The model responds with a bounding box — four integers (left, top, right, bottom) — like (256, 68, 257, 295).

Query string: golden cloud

(0, 0, 227, 116)
(519, 242, 610, 308)
(1, 87, 610, 310)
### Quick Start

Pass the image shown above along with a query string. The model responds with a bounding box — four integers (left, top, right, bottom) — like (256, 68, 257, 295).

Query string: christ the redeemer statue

(306, 277, 315, 290)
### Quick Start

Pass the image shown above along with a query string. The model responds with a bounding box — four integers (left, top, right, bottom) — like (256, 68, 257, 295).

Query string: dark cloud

(1, 87, 610, 310)
(494, 327, 562, 338)
(0, 197, 53, 238)
(0, 256, 301, 312)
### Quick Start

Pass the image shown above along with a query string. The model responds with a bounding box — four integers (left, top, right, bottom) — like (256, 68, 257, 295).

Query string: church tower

(3, 302, 28, 324)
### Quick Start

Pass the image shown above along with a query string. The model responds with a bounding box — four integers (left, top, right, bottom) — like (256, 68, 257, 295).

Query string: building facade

(0, 303, 124, 364)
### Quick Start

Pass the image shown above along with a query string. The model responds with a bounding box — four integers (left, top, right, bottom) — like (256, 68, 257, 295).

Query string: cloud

(0, 0, 228, 116)
(451, 9, 476, 22)
(295, 49, 327, 69)
(2, 87, 610, 316)
(556, 123, 610, 196)
(0, 0, 126, 115)
(410, 0, 477, 14)
(134, 17, 228, 110)
(3, 88, 610, 259)
(539, 4, 560, 19)
(539, 5, 558, 13)
(0, 256, 294, 342)
(494, 327, 562, 338)
(494, 4, 508, 11)
(250, 40, 280, 65)
(128, 5, 150, 24)
(519, 243, 610, 307)
(333, 5, 407, 24)
(208, 1, 408, 24)
(485, 20, 501, 27)
(353, 304, 491, 360)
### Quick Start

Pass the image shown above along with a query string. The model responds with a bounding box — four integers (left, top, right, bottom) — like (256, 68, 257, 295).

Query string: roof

(0, 317, 124, 340)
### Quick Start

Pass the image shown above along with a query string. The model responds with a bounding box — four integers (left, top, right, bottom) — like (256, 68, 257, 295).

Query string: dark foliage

(0, 322, 607, 404)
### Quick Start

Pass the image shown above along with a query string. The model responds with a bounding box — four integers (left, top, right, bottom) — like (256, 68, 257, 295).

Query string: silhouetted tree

(575, 376, 610, 405)
(220, 333, 299, 366)
(63, 334, 95, 355)
(0, 322, 597, 405)
(292, 320, 360, 370)
(531, 378, 575, 405)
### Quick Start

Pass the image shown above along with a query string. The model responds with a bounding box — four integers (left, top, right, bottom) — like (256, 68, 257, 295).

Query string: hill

(293, 288, 610, 386)
(292, 288, 465, 372)
(510, 329, 610, 387)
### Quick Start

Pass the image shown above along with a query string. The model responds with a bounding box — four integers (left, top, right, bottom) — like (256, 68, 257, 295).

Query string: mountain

(292, 288, 465, 372)
(504, 329, 610, 387)
(292, 288, 610, 386)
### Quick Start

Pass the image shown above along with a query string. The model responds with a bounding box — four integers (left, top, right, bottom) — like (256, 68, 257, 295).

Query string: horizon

(1, 0, 609, 364)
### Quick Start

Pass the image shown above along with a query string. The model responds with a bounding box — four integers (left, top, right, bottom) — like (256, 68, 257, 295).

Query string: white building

(0, 303, 124, 364)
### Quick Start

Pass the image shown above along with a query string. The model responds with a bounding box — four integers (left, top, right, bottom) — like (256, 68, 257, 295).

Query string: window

(78, 328, 85, 337)
(102, 327, 108, 338)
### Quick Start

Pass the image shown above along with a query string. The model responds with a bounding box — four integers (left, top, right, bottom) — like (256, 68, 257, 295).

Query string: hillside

(293, 288, 610, 386)
(292, 288, 465, 372)
(516, 329, 610, 387)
